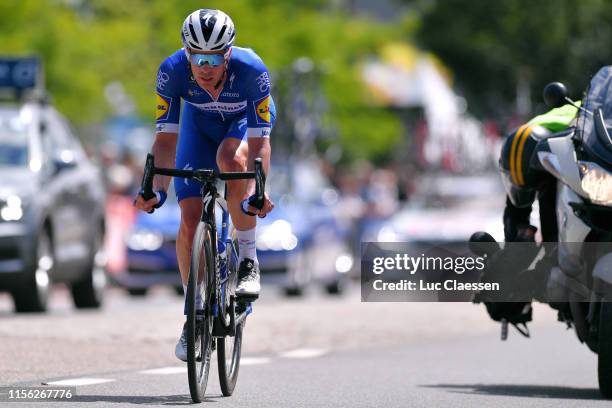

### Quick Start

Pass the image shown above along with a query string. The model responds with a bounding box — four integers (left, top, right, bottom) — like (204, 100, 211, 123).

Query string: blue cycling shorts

(174, 103, 275, 202)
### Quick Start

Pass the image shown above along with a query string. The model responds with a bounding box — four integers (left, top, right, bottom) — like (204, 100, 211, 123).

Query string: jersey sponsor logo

(188, 88, 204, 97)
(255, 72, 270, 93)
(187, 100, 247, 113)
(229, 73, 236, 90)
(247, 127, 271, 138)
(237, 117, 248, 132)
(156, 94, 170, 120)
(254, 95, 271, 124)
(203, 191, 213, 210)
(156, 122, 179, 133)
(157, 71, 170, 90)
(221, 92, 240, 98)
(183, 163, 193, 185)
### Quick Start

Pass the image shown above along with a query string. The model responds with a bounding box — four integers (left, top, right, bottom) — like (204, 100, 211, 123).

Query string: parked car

(111, 186, 182, 296)
(257, 160, 354, 296)
(361, 174, 506, 246)
(0, 100, 107, 312)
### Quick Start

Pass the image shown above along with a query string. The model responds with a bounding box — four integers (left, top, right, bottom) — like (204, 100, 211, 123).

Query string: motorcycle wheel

(598, 302, 612, 399)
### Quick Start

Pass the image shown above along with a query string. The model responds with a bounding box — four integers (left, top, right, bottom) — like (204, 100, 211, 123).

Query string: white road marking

(44, 378, 115, 386)
(41, 351, 324, 386)
(139, 366, 186, 375)
(240, 357, 271, 365)
(279, 348, 328, 359)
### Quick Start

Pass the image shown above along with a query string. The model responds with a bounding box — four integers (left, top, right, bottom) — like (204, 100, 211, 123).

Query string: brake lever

(140, 153, 156, 214)
(248, 158, 266, 210)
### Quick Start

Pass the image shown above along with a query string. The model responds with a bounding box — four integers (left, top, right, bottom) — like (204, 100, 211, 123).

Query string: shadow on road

(65, 393, 225, 405)
(422, 384, 603, 401)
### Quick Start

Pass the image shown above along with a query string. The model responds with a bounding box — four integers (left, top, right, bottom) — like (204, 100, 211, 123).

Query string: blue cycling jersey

(155, 46, 275, 139)
(154, 46, 276, 202)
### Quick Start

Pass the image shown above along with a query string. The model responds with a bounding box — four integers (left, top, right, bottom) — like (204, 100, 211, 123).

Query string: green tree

(0, 0, 414, 163)
(413, 0, 612, 119)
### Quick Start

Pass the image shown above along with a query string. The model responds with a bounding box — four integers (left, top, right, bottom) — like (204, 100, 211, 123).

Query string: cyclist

(480, 102, 580, 325)
(133, 9, 275, 361)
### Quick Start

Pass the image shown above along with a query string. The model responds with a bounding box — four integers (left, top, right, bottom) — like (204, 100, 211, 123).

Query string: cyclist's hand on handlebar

(241, 192, 274, 218)
(133, 190, 167, 213)
(133, 194, 157, 213)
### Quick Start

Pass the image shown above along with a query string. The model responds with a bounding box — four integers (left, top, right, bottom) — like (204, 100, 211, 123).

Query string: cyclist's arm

(152, 57, 182, 194)
(152, 132, 177, 193)
(244, 59, 274, 195)
(246, 137, 270, 196)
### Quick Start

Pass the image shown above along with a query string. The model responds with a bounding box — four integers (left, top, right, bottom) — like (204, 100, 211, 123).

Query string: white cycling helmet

(181, 9, 236, 53)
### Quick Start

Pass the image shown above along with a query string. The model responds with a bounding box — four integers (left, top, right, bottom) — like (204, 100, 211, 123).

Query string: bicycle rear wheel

(218, 239, 244, 396)
(218, 316, 244, 396)
(187, 223, 215, 403)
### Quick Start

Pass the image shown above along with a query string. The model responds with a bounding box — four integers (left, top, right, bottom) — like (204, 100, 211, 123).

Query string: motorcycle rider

(479, 102, 580, 327)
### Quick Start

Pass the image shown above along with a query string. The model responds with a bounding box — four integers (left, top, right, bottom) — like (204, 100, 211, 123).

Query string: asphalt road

(0, 282, 608, 407)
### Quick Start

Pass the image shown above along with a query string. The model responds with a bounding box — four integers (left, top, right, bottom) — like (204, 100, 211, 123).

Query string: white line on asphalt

(240, 357, 271, 365)
(278, 348, 328, 359)
(139, 366, 186, 375)
(44, 378, 116, 386)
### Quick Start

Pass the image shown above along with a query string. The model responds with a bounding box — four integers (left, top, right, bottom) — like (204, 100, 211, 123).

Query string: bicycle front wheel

(218, 316, 244, 396)
(187, 222, 215, 403)
(218, 239, 243, 396)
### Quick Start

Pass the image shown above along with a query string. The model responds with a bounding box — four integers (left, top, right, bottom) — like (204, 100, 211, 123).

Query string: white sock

(236, 227, 257, 264)
(183, 283, 204, 311)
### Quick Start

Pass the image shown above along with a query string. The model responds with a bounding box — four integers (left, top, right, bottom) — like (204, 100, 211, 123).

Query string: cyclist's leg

(175, 107, 230, 362)
(217, 113, 274, 297)
(217, 105, 276, 235)
(217, 127, 261, 294)
(217, 136, 251, 231)
(175, 106, 225, 291)
(177, 198, 202, 286)
(216, 116, 256, 260)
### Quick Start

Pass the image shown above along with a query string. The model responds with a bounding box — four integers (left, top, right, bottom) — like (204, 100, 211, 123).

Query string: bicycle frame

(140, 153, 263, 401)
(141, 154, 261, 330)
(197, 179, 239, 325)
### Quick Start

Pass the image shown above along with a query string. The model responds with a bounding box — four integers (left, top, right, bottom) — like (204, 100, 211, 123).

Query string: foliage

(413, 0, 612, 119)
(0, 0, 412, 163)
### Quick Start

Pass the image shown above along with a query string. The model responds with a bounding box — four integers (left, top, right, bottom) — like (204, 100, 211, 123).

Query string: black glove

(240, 193, 265, 217)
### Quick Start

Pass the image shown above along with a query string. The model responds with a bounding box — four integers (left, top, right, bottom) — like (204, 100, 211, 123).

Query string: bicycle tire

(218, 317, 245, 396)
(187, 222, 215, 403)
(218, 240, 243, 395)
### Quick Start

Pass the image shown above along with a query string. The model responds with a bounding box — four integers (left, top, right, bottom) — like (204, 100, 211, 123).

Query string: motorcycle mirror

(543, 82, 568, 108)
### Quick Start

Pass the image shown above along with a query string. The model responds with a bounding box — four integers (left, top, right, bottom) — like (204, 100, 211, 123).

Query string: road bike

(141, 153, 264, 402)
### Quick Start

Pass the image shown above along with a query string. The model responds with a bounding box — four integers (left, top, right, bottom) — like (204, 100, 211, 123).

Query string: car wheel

(71, 228, 106, 308)
(13, 231, 53, 313)
(128, 288, 148, 297)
